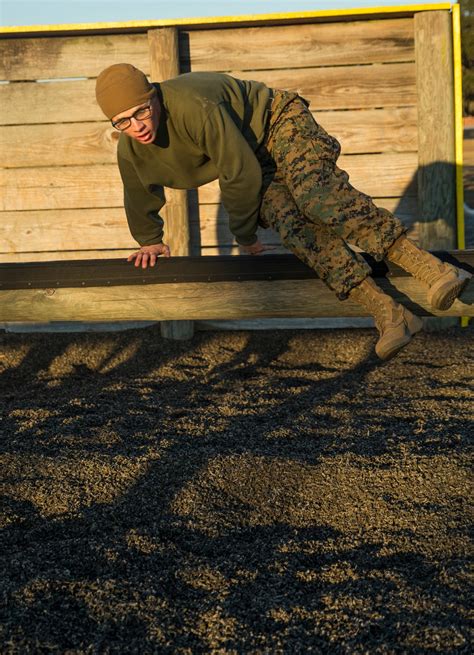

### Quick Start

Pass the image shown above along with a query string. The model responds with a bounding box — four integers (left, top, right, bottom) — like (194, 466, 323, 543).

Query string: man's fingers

(128, 246, 170, 267)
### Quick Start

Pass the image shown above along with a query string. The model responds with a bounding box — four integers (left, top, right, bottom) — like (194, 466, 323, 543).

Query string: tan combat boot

(350, 277, 423, 361)
(386, 235, 471, 311)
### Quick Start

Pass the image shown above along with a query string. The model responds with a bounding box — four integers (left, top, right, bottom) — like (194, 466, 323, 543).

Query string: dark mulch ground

(0, 326, 472, 654)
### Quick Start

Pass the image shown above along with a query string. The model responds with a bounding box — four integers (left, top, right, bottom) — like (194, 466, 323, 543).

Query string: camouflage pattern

(256, 91, 406, 299)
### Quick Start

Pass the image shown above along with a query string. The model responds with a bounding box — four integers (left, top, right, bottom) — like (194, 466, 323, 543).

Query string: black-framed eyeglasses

(112, 105, 153, 131)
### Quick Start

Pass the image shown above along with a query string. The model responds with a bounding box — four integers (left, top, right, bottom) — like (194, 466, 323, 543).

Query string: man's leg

(260, 178, 371, 300)
(268, 98, 404, 261)
(267, 98, 470, 310)
(260, 179, 422, 360)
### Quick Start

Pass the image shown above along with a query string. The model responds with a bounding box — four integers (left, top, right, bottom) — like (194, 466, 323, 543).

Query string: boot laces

(396, 244, 446, 286)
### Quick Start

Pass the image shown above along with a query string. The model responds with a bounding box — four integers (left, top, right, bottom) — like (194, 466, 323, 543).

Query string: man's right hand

(127, 243, 171, 269)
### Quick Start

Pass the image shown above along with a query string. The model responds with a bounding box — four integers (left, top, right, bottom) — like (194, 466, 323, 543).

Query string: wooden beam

(1, 275, 472, 323)
(148, 27, 193, 340)
(1, 252, 472, 322)
(415, 10, 456, 249)
(415, 10, 457, 328)
(0, 34, 149, 81)
(180, 18, 415, 71)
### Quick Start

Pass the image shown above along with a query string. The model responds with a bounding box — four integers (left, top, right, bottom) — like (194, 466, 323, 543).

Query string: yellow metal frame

(452, 3, 469, 327)
(452, 2, 465, 250)
(0, 3, 453, 36)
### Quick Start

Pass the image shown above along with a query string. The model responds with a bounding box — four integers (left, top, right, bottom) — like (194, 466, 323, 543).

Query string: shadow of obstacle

(0, 325, 472, 651)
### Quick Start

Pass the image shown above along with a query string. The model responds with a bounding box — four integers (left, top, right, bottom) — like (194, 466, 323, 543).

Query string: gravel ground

(0, 326, 473, 654)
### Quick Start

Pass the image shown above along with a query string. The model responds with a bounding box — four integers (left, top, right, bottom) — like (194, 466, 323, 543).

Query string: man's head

(95, 63, 160, 144)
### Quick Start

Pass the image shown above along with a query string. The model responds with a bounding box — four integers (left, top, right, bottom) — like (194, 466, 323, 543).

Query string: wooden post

(148, 27, 194, 340)
(414, 10, 457, 328)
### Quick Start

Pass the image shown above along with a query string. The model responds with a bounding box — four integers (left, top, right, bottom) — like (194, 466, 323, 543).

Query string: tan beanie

(95, 63, 156, 119)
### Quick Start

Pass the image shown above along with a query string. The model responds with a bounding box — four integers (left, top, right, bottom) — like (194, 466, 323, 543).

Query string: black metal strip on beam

(1, 252, 473, 291)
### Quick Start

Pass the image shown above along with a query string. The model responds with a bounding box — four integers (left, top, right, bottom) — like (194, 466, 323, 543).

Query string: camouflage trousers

(256, 91, 406, 299)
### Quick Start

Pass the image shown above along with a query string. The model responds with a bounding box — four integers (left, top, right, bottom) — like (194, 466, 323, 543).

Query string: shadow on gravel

(0, 326, 472, 652)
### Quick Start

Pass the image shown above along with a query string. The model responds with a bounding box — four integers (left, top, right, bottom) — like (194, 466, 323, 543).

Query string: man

(95, 64, 470, 360)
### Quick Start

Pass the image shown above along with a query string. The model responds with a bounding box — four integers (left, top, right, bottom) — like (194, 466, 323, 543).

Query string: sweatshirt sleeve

(117, 152, 166, 246)
(199, 103, 262, 246)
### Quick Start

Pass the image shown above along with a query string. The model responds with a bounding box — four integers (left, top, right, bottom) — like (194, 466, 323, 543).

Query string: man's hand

(127, 243, 171, 268)
(240, 240, 275, 256)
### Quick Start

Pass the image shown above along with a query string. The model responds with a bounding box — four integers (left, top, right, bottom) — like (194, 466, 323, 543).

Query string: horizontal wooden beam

(180, 18, 414, 71)
(1, 252, 472, 322)
(0, 6, 452, 40)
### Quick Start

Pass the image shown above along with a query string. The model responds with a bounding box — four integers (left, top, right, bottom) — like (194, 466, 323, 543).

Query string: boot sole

(428, 270, 472, 311)
(376, 314, 423, 361)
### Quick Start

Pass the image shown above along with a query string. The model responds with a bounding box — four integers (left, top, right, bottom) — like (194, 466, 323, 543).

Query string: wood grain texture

(0, 208, 132, 253)
(232, 63, 417, 110)
(1, 277, 472, 322)
(0, 122, 119, 168)
(0, 34, 150, 81)
(1, 63, 416, 126)
(0, 250, 136, 263)
(318, 107, 418, 154)
(148, 26, 193, 339)
(0, 164, 124, 211)
(0, 79, 106, 125)
(180, 18, 414, 71)
(0, 107, 418, 169)
(148, 28, 190, 258)
(415, 11, 456, 250)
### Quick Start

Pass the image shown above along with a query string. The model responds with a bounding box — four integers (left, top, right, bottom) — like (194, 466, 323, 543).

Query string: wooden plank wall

(0, 34, 150, 262)
(0, 16, 419, 265)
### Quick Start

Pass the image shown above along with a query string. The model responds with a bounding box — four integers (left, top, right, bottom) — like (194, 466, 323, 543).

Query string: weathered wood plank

(0, 250, 136, 263)
(149, 26, 193, 340)
(198, 153, 418, 205)
(0, 79, 105, 125)
(0, 208, 132, 253)
(1, 276, 472, 322)
(318, 107, 418, 154)
(232, 63, 417, 110)
(1, 63, 416, 126)
(181, 18, 414, 71)
(0, 164, 123, 211)
(415, 11, 456, 250)
(0, 107, 418, 169)
(0, 34, 150, 81)
(0, 122, 119, 168)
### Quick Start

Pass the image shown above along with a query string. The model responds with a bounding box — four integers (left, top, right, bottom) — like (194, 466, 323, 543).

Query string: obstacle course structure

(0, 4, 471, 336)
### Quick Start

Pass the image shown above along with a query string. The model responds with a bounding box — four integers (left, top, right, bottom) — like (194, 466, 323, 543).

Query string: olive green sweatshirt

(117, 72, 273, 247)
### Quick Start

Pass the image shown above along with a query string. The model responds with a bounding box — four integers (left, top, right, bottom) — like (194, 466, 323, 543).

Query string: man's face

(112, 94, 160, 144)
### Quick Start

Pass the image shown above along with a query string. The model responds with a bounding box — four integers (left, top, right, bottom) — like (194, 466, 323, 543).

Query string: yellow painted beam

(0, 3, 453, 37)
(452, 3, 469, 327)
(452, 2, 465, 250)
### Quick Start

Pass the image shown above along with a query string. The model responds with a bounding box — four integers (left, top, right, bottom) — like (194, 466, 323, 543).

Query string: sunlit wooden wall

(0, 9, 456, 271)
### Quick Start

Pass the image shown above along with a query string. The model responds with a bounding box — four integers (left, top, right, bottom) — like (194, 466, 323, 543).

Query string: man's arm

(118, 153, 171, 267)
(199, 104, 264, 247)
